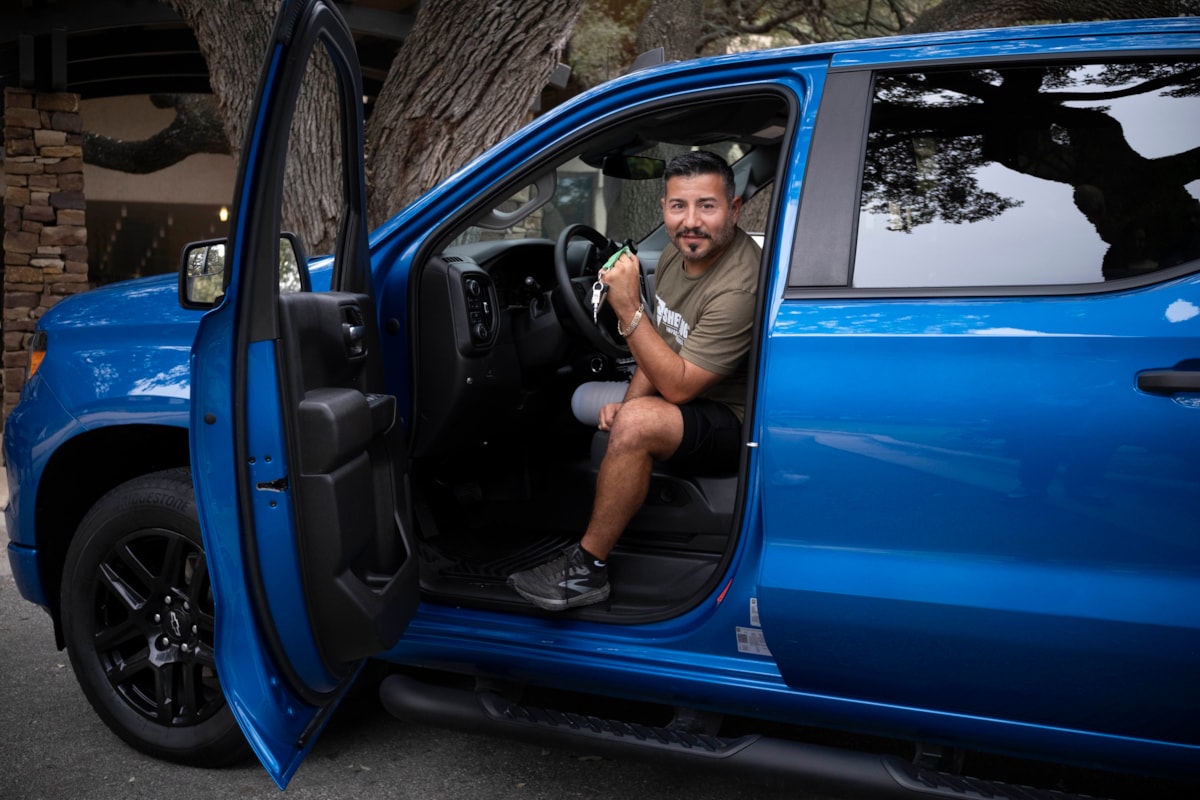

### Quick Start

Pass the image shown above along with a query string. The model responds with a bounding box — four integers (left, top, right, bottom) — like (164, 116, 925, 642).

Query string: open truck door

(188, 0, 418, 786)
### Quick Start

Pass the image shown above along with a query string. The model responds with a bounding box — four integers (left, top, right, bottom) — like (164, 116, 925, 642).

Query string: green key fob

(600, 245, 631, 272)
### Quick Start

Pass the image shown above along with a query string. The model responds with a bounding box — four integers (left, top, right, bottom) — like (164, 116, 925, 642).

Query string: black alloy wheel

(60, 468, 248, 765)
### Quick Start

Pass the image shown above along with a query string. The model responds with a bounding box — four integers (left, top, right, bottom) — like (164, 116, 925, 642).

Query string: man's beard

(676, 223, 733, 258)
(678, 228, 710, 254)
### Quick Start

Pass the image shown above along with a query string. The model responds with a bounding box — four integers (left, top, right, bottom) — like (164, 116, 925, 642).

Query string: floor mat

(421, 531, 576, 585)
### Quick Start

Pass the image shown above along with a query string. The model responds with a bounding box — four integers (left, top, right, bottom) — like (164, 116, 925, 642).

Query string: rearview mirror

(602, 155, 664, 180)
(179, 233, 308, 309)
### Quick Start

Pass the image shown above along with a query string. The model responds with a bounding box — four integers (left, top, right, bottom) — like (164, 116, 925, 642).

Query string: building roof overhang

(0, 0, 415, 99)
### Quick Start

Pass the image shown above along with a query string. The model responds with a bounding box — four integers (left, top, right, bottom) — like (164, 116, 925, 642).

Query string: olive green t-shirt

(652, 227, 761, 421)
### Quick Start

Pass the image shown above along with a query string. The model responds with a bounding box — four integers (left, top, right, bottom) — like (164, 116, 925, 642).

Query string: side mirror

(180, 239, 226, 308)
(179, 233, 309, 309)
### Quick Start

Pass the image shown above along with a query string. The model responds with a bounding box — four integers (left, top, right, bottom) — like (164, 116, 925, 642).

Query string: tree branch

(82, 94, 230, 174)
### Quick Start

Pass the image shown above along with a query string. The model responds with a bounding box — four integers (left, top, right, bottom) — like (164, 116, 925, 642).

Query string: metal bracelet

(618, 305, 643, 337)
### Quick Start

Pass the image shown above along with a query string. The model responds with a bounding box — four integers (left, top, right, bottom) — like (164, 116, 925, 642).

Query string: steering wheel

(553, 223, 630, 357)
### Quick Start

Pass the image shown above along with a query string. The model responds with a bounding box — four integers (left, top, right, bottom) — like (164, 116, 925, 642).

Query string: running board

(379, 673, 1108, 800)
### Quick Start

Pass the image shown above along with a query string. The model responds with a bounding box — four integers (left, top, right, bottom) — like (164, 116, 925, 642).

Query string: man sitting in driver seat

(508, 150, 761, 610)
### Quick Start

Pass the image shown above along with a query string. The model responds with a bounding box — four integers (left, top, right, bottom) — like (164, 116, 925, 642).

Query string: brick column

(3, 86, 90, 424)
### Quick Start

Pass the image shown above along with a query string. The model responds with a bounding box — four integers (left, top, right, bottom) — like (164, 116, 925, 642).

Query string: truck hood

(38, 273, 201, 332)
(37, 256, 334, 333)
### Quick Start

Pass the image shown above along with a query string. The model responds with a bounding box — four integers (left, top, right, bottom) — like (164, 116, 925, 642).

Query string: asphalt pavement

(0, 568, 826, 800)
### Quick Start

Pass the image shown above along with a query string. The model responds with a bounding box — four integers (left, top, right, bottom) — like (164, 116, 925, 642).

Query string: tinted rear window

(853, 62, 1200, 289)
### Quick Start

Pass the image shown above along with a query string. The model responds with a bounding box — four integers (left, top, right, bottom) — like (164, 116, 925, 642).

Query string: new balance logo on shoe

(560, 577, 595, 593)
(508, 544, 610, 611)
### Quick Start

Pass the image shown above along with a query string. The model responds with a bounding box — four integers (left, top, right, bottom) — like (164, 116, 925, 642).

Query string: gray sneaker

(508, 544, 610, 611)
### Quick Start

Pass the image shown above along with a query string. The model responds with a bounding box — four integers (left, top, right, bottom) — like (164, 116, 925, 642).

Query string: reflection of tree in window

(279, 238, 301, 294)
(862, 62, 1200, 281)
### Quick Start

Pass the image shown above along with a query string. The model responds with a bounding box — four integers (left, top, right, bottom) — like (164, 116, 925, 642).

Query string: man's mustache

(675, 228, 711, 239)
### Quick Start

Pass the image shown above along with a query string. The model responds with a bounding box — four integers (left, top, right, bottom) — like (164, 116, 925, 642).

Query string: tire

(60, 468, 250, 766)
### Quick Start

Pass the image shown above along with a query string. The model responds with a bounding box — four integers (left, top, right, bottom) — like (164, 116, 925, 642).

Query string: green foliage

(569, 0, 648, 86)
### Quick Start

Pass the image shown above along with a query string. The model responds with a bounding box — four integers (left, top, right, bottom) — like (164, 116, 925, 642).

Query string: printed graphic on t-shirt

(655, 295, 689, 346)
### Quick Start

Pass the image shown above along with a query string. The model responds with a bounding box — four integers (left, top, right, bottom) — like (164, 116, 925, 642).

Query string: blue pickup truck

(5, 2, 1199, 796)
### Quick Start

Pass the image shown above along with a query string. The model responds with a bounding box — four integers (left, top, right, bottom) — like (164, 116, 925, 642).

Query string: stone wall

(3, 86, 90, 423)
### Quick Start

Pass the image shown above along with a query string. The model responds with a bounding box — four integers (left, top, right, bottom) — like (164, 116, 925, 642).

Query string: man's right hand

(599, 249, 643, 322)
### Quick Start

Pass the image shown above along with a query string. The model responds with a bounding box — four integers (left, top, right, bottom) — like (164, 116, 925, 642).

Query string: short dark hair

(664, 151, 737, 203)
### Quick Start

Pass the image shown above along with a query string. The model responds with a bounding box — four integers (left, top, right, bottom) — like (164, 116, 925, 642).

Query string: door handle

(341, 303, 367, 358)
(343, 322, 366, 356)
(1137, 369, 1200, 395)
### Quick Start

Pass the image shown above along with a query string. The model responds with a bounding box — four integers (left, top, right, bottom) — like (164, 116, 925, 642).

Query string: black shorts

(662, 398, 742, 475)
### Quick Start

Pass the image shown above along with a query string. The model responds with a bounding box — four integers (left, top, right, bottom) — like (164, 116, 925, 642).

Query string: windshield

(448, 94, 788, 250)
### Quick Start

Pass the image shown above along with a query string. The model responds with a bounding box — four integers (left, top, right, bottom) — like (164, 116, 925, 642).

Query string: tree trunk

(610, 0, 706, 241)
(905, 0, 1199, 33)
(638, 0, 705, 60)
(165, 0, 274, 172)
(169, 0, 345, 254)
(365, 0, 588, 228)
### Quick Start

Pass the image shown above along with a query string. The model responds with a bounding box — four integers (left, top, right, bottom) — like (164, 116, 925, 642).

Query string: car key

(592, 244, 635, 322)
(591, 280, 608, 323)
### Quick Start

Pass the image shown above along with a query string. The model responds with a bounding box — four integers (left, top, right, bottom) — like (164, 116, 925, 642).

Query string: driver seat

(571, 381, 737, 539)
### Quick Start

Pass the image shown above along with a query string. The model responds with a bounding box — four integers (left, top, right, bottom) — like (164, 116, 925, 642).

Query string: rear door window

(852, 62, 1200, 289)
